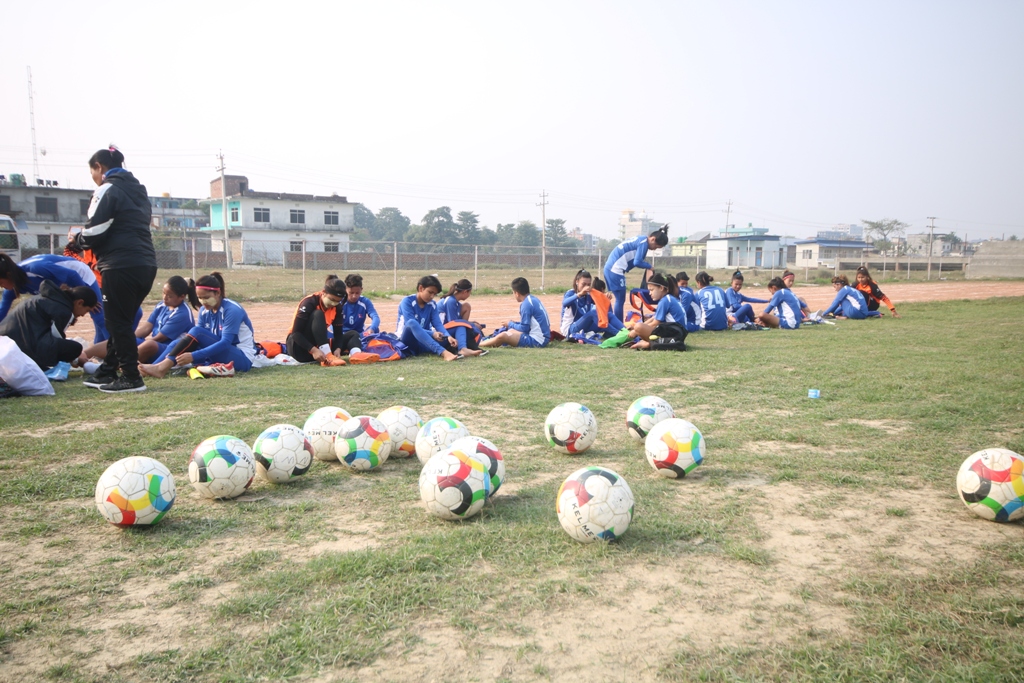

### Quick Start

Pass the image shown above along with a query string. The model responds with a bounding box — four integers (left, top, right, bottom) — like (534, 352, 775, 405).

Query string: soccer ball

(335, 416, 392, 471)
(419, 447, 491, 520)
(956, 448, 1024, 522)
(644, 418, 705, 478)
(303, 406, 353, 461)
(415, 417, 471, 464)
(556, 466, 634, 543)
(252, 424, 314, 484)
(95, 456, 175, 527)
(626, 396, 675, 440)
(545, 402, 598, 454)
(451, 435, 505, 496)
(377, 405, 423, 458)
(188, 435, 257, 500)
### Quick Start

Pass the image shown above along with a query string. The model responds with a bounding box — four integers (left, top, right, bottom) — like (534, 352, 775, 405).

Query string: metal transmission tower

(27, 67, 40, 182)
(538, 190, 548, 290)
(926, 217, 937, 280)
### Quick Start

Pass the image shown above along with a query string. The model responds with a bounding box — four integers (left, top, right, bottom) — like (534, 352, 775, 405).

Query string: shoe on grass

(83, 372, 118, 388)
(320, 355, 347, 367)
(98, 376, 147, 394)
(348, 351, 379, 364)
(197, 361, 236, 377)
(599, 329, 631, 348)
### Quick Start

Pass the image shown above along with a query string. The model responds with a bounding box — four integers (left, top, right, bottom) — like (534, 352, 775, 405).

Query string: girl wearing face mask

(139, 272, 256, 377)
(285, 274, 350, 366)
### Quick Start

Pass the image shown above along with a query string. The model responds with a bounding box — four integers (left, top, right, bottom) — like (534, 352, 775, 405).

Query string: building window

(230, 206, 239, 223)
(324, 242, 339, 252)
(289, 241, 303, 252)
(35, 197, 58, 215)
(254, 207, 270, 223)
(80, 199, 90, 216)
(0, 196, 10, 213)
(755, 246, 763, 267)
(324, 211, 339, 226)
(290, 209, 305, 224)
(727, 247, 734, 266)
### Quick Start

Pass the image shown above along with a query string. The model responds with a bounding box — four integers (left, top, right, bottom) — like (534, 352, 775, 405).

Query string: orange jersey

(63, 246, 103, 287)
(590, 289, 612, 329)
(855, 282, 896, 313)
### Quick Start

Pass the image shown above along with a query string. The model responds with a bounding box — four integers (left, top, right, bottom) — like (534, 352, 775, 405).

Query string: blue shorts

(603, 269, 626, 294)
(517, 334, 548, 348)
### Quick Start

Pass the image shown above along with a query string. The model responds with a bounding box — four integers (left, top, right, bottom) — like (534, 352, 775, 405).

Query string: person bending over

(0, 281, 96, 372)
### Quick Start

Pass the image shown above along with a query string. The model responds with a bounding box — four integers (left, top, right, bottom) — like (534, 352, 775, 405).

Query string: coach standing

(74, 146, 158, 393)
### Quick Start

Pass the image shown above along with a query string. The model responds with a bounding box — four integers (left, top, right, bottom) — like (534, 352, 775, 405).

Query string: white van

(0, 214, 19, 260)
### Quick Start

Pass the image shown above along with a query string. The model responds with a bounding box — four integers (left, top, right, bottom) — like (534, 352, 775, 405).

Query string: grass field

(1, 297, 1022, 682)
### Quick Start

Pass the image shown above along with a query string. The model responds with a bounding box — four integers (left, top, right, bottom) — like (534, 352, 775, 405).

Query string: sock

(319, 344, 331, 355)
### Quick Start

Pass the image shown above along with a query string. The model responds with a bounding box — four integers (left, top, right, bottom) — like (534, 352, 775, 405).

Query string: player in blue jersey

(334, 273, 383, 363)
(437, 278, 485, 357)
(568, 276, 624, 340)
(603, 226, 670, 322)
(0, 253, 107, 343)
(395, 275, 461, 361)
(675, 271, 695, 297)
(823, 275, 880, 320)
(480, 277, 551, 349)
(694, 271, 730, 330)
(724, 270, 769, 325)
(140, 272, 257, 377)
(560, 269, 595, 337)
(627, 272, 688, 350)
(782, 271, 812, 318)
(757, 277, 803, 329)
(124, 275, 199, 363)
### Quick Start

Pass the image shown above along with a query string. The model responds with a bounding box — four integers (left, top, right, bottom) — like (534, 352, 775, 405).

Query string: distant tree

(374, 207, 411, 242)
(863, 218, 909, 275)
(417, 206, 459, 244)
(1010, 235, 1019, 241)
(455, 211, 482, 244)
(597, 237, 621, 254)
(477, 226, 498, 246)
(495, 223, 517, 245)
(513, 220, 541, 247)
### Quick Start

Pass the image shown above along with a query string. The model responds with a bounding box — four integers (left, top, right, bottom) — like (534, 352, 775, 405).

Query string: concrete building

(618, 209, 652, 241)
(0, 174, 93, 252)
(816, 223, 863, 241)
(705, 235, 785, 269)
(906, 232, 954, 257)
(205, 175, 356, 265)
(150, 195, 209, 229)
(668, 232, 709, 258)
(720, 223, 769, 238)
(569, 227, 598, 251)
(794, 239, 869, 269)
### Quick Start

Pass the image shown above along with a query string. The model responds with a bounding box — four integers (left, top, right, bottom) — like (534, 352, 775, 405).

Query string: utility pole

(27, 67, 40, 182)
(926, 217, 936, 281)
(724, 200, 732, 235)
(217, 151, 233, 269)
(538, 190, 548, 290)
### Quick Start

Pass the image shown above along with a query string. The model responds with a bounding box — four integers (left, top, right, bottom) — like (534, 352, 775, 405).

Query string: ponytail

(731, 270, 744, 283)
(767, 277, 787, 290)
(88, 145, 125, 170)
(0, 254, 27, 292)
(196, 271, 226, 298)
(650, 224, 670, 248)
(167, 275, 200, 310)
(447, 278, 473, 297)
(695, 271, 713, 287)
(648, 271, 678, 297)
(572, 269, 592, 293)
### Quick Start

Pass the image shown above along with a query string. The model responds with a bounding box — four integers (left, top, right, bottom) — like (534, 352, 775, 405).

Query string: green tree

(513, 220, 541, 247)
(417, 206, 459, 244)
(455, 211, 481, 244)
(351, 203, 376, 241)
(862, 218, 909, 275)
(374, 207, 411, 242)
(495, 223, 517, 245)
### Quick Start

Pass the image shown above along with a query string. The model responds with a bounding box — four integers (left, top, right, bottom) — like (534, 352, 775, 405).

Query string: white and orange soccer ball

(555, 466, 634, 543)
(376, 406, 423, 458)
(450, 435, 505, 497)
(644, 418, 705, 478)
(252, 424, 314, 484)
(334, 416, 392, 471)
(956, 448, 1024, 522)
(95, 456, 176, 527)
(303, 406, 352, 461)
(419, 446, 491, 520)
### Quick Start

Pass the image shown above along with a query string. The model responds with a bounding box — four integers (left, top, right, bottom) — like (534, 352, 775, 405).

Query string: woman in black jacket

(71, 146, 158, 393)
(0, 281, 97, 371)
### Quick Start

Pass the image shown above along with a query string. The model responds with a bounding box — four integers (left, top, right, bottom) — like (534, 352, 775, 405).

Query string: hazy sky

(2, 1, 1022, 240)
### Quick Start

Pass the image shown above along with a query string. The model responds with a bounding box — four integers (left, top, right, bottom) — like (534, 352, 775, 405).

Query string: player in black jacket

(0, 280, 97, 370)
(72, 147, 158, 393)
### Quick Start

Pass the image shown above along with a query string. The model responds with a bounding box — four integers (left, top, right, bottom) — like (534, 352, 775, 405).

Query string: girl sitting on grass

(757, 277, 803, 329)
(855, 266, 900, 317)
(0, 281, 97, 371)
(823, 275, 880, 320)
(560, 269, 595, 337)
(337, 273, 383, 362)
(285, 275, 351, 367)
(480, 277, 551, 349)
(694, 271, 729, 331)
(140, 272, 257, 377)
(395, 275, 461, 361)
(627, 272, 687, 350)
(724, 270, 768, 325)
(438, 279, 484, 357)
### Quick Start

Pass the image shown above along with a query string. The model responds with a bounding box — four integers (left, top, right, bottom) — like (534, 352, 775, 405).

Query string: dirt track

(70, 280, 1024, 343)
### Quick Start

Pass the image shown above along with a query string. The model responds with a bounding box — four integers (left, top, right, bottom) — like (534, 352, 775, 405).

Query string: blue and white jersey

(677, 288, 701, 330)
(654, 294, 686, 324)
(697, 286, 729, 330)
(510, 294, 551, 344)
(147, 302, 195, 341)
(724, 287, 768, 313)
(603, 235, 652, 277)
(560, 289, 593, 336)
(0, 254, 107, 341)
(190, 298, 256, 364)
(764, 289, 802, 329)
(824, 286, 871, 319)
(395, 294, 445, 337)
(437, 295, 462, 325)
(340, 296, 380, 334)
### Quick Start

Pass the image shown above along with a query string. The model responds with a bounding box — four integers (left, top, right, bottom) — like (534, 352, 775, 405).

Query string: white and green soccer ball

(376, 405, 423, 458)
(545, 402, 598, 454)
(335, 416, 392, 471)
(188, 435, 257, 500)
(415, 417, 470, 464)
(253, 424, 314, 484)
(626, 395, 675, 440)
(95, 456, 176, 527)
(556, 466, 634, 543)
(419, 446, 491, 520)
(956, 448, 1024, 522)
(644, 418, 705, 479)
(302, 406, 352, 461)
(450, 435, 505, 497)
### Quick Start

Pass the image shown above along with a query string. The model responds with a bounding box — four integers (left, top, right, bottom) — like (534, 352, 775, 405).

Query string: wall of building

(966, 241, 1024, 279)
